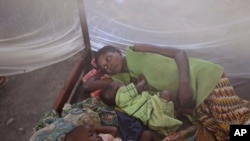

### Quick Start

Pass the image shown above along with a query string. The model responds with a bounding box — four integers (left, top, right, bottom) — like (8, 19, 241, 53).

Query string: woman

(92, 44, 250, 141)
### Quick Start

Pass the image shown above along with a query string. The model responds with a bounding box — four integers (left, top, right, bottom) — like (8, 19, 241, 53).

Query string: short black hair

(100, 84, 116, 106)
(94, 45, 118, 68)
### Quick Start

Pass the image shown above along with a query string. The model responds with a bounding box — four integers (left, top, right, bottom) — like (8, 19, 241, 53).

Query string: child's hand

(102, 74, 111, 79)
(160, 90, 173, 101)
(138, 74, 147, 83)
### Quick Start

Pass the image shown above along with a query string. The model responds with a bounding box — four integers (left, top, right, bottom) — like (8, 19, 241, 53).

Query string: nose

(105, 63, 112, 73)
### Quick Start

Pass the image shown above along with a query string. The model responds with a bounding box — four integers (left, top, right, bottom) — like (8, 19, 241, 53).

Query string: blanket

(31, 97, 117, 141)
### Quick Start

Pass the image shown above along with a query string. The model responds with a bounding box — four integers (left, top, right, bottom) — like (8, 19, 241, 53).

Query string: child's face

(96, 51, 124, 74)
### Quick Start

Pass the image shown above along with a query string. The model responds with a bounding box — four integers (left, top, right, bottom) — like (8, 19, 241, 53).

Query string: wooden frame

(53, 0, 92, 114)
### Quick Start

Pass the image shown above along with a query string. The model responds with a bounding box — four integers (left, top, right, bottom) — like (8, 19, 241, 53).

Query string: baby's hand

(138, 74, 146, 82)
(160, 90, 172, 101)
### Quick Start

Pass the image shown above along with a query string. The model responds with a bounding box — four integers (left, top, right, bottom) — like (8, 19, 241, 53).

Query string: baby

(100, 74, 183, 136)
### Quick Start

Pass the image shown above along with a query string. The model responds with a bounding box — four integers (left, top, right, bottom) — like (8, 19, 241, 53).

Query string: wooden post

(53, 0, 92, 114)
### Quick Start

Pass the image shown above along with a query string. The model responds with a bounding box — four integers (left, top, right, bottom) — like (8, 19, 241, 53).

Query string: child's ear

(116, 48, 122, 55)
(91, 58, 98, 68)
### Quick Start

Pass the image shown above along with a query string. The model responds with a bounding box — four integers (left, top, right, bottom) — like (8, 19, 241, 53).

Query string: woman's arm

(132, 44, 192, 107)
(83, 71, 113, 91)
(135, 74, 147, 94)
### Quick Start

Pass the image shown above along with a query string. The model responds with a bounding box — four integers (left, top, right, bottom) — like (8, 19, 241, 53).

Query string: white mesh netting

(1, 0, 250, 78)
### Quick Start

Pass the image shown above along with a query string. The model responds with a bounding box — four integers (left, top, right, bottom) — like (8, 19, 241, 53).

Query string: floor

(0, 53, 81, 141)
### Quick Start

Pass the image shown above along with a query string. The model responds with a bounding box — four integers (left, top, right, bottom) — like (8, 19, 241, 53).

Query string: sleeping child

(64, 125, 121, 141)
(99, 74, 184, 136)
(64, 125, 162, 141)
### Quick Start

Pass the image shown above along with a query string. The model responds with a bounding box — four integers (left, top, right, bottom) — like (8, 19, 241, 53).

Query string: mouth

(112, 65, 117, 73)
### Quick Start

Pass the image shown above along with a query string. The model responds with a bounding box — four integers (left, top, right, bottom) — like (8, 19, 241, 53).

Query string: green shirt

(125, 47, 224, 107)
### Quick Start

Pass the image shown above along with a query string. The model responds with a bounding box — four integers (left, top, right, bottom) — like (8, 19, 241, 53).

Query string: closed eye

(107, 56, 110, 62)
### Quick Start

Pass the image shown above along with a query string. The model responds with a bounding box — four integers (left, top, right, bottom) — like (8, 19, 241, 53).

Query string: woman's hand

(83, 70, 112, 91)
(178, 81, 194, 107)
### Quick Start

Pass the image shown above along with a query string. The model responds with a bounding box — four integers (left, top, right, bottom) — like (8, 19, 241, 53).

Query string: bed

(30, 0, 250, 141)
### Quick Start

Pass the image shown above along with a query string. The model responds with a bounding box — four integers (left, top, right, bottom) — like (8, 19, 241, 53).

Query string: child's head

(100, 81, 123, 106)
(95, 46, 125, 74)
(64, 125, 102, 141)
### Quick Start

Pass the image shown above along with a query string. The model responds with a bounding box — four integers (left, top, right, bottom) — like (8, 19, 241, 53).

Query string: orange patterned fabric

(82, 69, 102, 97)
(196, 77, 250, 141)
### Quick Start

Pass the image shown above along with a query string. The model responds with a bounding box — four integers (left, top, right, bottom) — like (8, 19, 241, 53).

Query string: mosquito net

(1, 0, 250, 78)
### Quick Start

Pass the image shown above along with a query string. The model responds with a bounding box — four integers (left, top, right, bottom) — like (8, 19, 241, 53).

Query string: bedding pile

(30, 97, 117, 141)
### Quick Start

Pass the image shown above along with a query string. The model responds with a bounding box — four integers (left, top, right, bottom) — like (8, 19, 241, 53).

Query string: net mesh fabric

(1, 0, 250, 78)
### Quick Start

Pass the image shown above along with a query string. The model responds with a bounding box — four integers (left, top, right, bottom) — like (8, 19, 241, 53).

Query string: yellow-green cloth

(115, 83, 182, 136)
(111, 73, 131, 85)
(125, 46, 224, 107)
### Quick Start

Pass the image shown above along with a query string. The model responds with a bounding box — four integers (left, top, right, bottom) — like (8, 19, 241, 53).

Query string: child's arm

(83, 71, 112, 91)
(135, 74, 147, 94)
(94, 126, 118, 137)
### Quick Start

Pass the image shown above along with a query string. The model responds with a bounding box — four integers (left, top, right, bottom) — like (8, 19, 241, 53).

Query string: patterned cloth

(163, 125, 197, 141)
(32, 97, 118, 141)
(196, 77, 250, 141)
(162, 123, 217, 141)
(30, 107, 100, 141)
(163, 77, 250, 141)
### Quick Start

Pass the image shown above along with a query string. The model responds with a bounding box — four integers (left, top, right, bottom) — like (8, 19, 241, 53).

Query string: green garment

(125, 47, 224, 107)
(115, 83, 182, 136)
(111, 73, 131, 85)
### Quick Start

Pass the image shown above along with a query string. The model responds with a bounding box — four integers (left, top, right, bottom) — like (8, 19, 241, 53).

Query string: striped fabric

(196, 77, 250, 141)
